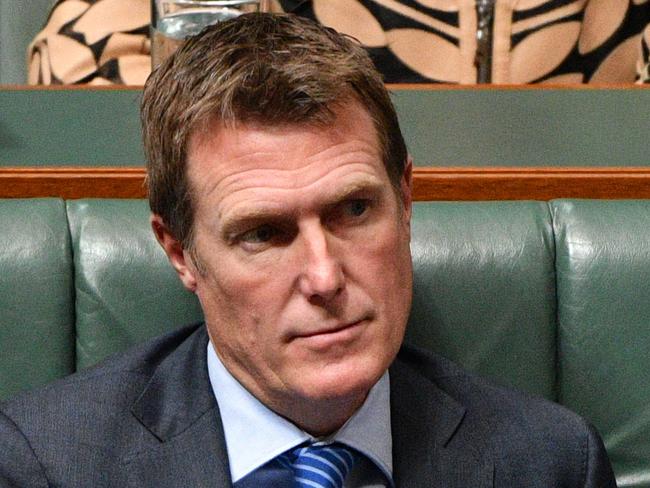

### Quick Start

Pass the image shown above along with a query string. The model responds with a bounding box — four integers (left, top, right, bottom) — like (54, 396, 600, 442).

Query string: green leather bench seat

(68, 199, 558, 400)
(0, 198, 649, 486)
(408, 201, 556, 400)
(67, 200, 203, 370)
(0, 199, 74, 399)
(552, 200, 650, 488)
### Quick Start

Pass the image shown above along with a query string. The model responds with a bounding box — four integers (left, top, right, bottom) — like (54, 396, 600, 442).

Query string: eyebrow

(219, 177, 386, 238)
(324, 179, 386, 212)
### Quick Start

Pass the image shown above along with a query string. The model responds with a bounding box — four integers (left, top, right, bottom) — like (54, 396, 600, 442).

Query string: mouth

(292, 317, 369, 349)
(301, 320, 363, 337)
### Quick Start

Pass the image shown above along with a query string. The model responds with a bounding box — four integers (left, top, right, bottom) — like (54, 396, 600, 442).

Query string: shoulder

(0, 323, 206, 481)
(2, 323, 203, 419)
(392, 344, 616, 486)
(395, 343, 583, 431)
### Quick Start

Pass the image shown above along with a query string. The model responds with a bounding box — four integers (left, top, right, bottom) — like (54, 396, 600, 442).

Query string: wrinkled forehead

(184, 100, 390, 208)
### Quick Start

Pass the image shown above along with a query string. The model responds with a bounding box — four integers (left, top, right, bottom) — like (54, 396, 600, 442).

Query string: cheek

(196, 261, 291, 348)
(199, 276, 279, 378)
(364, 223, 413, 323)
(198, 253, 278, 308)
(361, 219, 411, 282)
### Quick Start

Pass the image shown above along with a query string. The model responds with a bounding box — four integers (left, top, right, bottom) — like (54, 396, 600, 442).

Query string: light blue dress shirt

(207, 342, 394, 487)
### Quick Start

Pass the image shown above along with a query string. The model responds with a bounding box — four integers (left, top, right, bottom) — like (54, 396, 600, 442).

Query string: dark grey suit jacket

(0, 323, 616, 487)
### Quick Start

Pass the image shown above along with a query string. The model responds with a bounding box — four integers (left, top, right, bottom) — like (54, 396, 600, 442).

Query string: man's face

(155, 101, 412, 431)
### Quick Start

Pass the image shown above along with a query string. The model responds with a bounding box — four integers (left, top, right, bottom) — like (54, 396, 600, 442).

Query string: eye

(344, 199, 370, 218)
(240, 224, 279, 244)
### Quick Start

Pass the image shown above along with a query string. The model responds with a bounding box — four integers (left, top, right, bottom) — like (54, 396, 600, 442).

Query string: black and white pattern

(28, 0, 650, 84)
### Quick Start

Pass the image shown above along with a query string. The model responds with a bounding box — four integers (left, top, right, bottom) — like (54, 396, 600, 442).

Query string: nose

(297, 221, 344, 303)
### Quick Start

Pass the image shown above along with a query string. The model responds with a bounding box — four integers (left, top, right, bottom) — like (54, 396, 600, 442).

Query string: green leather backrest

(407, 201, 556, 400)
(66, 199, 203, 370)
(66, 199, 557, 400)
(552, 200, 650, 487)
(0, 198, 74, 399)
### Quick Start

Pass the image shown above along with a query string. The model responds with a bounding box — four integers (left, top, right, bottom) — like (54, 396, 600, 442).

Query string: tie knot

(285, 442, 357, 488)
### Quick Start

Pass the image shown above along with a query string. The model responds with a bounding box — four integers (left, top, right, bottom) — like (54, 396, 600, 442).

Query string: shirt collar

(207, 341, 393, 483)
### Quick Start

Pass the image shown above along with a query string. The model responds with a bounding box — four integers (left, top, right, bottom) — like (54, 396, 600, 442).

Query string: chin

(295, 356, 387, 404)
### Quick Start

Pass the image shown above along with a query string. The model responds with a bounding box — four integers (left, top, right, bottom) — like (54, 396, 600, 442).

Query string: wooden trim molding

(413, 167, 650, 201)
(0, 168, 146, 199)
(3, 167, 650, 201)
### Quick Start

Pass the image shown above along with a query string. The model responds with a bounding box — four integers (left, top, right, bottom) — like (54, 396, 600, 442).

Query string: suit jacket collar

(390, 350, 494, 487)
(126, 326, 492, 487)
(131, 325, 214, 441)
(127, 325, 232, 487)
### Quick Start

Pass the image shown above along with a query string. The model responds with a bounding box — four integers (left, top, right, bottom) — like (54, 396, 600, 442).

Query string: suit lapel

(125, 326, 232, 487)
(119, 326, 494, 487)
(390, 355, 494, 488)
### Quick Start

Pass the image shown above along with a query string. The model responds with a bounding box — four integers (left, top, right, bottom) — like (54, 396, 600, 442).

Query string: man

(1, 13, 616, 487)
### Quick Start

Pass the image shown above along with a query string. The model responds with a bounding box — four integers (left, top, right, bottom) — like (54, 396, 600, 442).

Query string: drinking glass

(151, 0, 265, 68)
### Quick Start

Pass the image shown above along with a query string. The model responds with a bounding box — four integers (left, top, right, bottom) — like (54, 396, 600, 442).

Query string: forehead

(188, 98, 379, 158)
(185, 102, 388, 208)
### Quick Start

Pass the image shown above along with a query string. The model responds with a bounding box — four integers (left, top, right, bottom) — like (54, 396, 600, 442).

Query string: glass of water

(151, 0, 264, 68)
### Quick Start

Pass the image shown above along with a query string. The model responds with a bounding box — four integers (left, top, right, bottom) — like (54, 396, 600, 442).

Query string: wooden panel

(3, 167, 650, 201)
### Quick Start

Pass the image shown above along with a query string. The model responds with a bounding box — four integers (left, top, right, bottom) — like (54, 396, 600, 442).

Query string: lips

(287, 316, 371, 351)
(298, 319, 364, 339)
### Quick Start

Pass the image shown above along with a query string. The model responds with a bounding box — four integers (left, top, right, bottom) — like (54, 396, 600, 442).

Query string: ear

(400, 155, 413, 226)
(151, 214, 198, 292)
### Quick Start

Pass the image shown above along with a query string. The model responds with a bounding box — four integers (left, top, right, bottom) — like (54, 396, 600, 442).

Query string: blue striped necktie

(279, 442, 358, 488)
